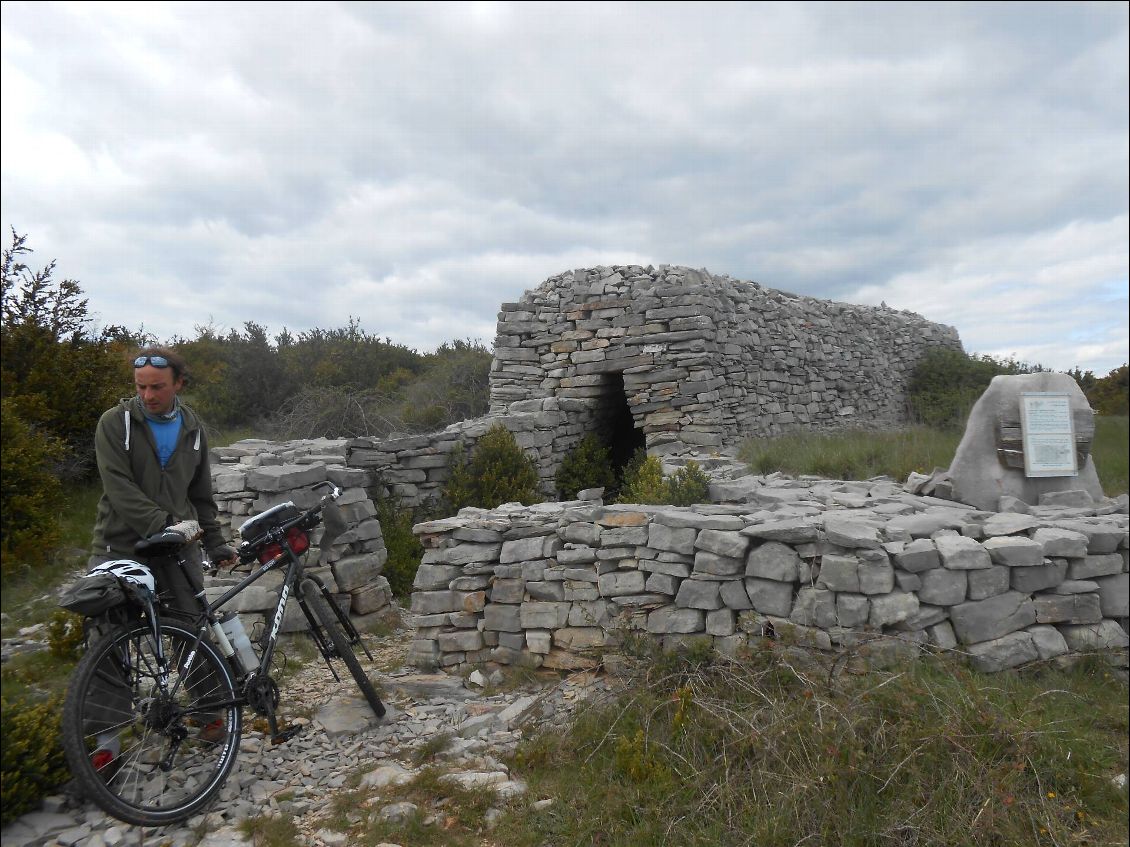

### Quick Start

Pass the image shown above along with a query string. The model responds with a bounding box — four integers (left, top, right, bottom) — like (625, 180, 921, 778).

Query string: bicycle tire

(62, 621, 242, 826)
(299, 578, 386, 718)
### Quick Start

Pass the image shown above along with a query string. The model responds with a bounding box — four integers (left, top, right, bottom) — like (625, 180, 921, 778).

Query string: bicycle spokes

(63, 622, 242, 826)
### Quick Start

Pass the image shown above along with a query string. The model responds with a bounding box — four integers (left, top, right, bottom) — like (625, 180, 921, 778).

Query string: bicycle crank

(243, 674, 280, 716)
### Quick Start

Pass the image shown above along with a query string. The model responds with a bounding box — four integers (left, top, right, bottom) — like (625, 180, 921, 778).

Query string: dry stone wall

(408, 474, 1129, 674)
(490, 265, 962, 449)
(348, 264, 963, 507)
(208, 438, 394, 636)
(348, 405, 571, 506)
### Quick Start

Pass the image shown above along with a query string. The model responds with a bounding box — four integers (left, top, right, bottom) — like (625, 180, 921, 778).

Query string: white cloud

(850, 216, 1129, 372)
(1, 1, 1126, 372)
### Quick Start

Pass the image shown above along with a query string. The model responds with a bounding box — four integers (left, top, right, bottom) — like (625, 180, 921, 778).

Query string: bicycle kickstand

(267, 710, 304, 745)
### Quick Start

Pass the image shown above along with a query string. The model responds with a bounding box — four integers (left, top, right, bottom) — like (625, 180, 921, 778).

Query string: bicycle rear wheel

(62, 621, 242, 826)
(300, 578, 386, 718)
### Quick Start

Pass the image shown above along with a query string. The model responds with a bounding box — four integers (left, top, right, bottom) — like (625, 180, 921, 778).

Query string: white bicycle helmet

(90, 560, 157, 599)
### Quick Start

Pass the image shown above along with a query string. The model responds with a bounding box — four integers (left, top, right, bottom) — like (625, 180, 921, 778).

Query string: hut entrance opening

(595, 371, 645, 478)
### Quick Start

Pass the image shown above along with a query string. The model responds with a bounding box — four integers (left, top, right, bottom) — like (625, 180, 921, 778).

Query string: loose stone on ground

(0, 612, 611, 847)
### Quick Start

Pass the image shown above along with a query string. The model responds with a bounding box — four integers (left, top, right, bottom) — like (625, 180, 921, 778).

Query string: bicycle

(60, 481, 387, 827)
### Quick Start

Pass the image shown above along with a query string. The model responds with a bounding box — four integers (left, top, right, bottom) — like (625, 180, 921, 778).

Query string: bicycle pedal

(270, 724, 303, 745)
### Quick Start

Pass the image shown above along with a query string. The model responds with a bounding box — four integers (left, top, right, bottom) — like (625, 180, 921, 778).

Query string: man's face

(135, 365, 184, 415)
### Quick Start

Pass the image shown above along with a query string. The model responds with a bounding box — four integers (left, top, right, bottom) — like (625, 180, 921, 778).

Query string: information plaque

(1020, 393, 1076, 477)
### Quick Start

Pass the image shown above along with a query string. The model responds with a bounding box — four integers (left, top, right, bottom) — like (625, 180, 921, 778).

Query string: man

(87, 346, 236, 773)
(90, 346, 236, 606)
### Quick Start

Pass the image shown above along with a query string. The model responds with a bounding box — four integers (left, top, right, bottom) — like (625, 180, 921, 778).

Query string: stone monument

(945, 372, 1105, 512)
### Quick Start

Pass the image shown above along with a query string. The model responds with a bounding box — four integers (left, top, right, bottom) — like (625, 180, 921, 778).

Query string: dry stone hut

(350, 265, 963, 504)
(491, 264, 961, 449)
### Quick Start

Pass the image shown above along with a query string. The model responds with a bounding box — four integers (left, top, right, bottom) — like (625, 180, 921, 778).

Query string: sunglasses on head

(133, 355, 170, 368)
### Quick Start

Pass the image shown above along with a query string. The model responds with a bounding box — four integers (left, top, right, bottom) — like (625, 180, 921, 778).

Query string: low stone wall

(408, 478, 1129, 674)
(348, 402, 578, 506)
(207, 438, 394, 635)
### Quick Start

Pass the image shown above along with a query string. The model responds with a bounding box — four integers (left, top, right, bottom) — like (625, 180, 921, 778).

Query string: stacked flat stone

(348, 265, 962, 506)
(348, 407, 573, 507)
(489, 265, 962, 450)
(208, 438, 394, 635)
(346, 430, 462, 509)
(409, 480, 1129, 675)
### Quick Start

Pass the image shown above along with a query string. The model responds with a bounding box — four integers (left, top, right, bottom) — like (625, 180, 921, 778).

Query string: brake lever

(202, 553, 219, 576)
(315, 481, 342, 502)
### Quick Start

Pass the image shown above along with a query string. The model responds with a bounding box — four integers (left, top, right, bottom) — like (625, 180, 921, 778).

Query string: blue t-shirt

(146, 414, 182, 468)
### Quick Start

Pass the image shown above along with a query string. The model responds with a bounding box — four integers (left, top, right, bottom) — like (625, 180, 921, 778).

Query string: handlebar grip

(166, 519, 203, 543)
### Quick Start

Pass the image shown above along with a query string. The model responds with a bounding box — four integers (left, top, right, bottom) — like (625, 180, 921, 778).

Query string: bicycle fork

(298, 574, 375, 679)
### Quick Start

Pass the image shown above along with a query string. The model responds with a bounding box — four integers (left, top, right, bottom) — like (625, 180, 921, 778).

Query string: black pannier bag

(59, 572, 127, 617)
(238, 501, 302, 550)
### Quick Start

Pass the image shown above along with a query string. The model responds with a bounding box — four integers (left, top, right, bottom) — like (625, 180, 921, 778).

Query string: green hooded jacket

(90, 396, 225, 558)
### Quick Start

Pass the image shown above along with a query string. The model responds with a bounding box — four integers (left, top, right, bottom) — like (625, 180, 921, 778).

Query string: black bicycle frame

(202, 544, 306, 677)
(141, 533, 315, 722)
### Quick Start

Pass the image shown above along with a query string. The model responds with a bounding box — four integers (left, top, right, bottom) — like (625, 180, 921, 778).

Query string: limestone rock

(946, 373, 1103, 511)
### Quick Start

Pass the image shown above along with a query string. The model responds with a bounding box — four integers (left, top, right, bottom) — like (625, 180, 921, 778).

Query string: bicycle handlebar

(235, 481, 342, 564)
(134, 519, 202, 557)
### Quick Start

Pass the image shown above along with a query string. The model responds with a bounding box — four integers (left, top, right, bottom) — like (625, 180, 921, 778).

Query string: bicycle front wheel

(62, 621, 242, 826)
(300, 578, 386, 718)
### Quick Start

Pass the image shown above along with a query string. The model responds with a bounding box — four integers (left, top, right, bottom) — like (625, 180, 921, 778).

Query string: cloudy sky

(2, 1, 1127, 375)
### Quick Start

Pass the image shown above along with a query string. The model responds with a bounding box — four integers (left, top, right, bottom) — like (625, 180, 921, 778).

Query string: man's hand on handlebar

(208, 544, 239, 569)
(166, 519, 203, 543)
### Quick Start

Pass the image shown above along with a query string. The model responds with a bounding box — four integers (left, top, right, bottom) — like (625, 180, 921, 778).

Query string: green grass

(739, 417, 1129, 497)
(211, 426, 262, 447)
(409, 731, 455, 765)
(55, 482, 104, 550)
(316, 766, 498, 847)
(739, 426, 960, 483)
(1, 482, 101, 639)
(0, 647, 76, 703)
(493, 648, 1129, 847)
(238, 812, 302, 847)
(1093, 416, 1128, 496)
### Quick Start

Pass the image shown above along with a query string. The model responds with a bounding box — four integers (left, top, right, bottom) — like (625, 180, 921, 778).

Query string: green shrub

(555, 434, 617, 499)
(375, 496, 424, 597)
(442, 424, 541, 512)
(617, 451, 669, 505)
(0, 692, 69, 825)
(1089, 364, 1128, 416)
(1, 399, 64, 577)
(401, 339, 491, 431)
(2, 231, 135, 480)
(2, 484, 100, 640)
(616, 452, 713, 506)
(442, 441, 476, 512)
(667, 460, 711, 506)
(46, 610, 85, 661)
(186, 321, 489, 436)
(907, 348, 1040, 429)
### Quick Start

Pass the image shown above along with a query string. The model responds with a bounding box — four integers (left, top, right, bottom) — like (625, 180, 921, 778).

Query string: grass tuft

(411, 731, 455, 765)
(238, 812, 301, 847)
(320, 764, 500, 847)
(494, 648, 1129, 847)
